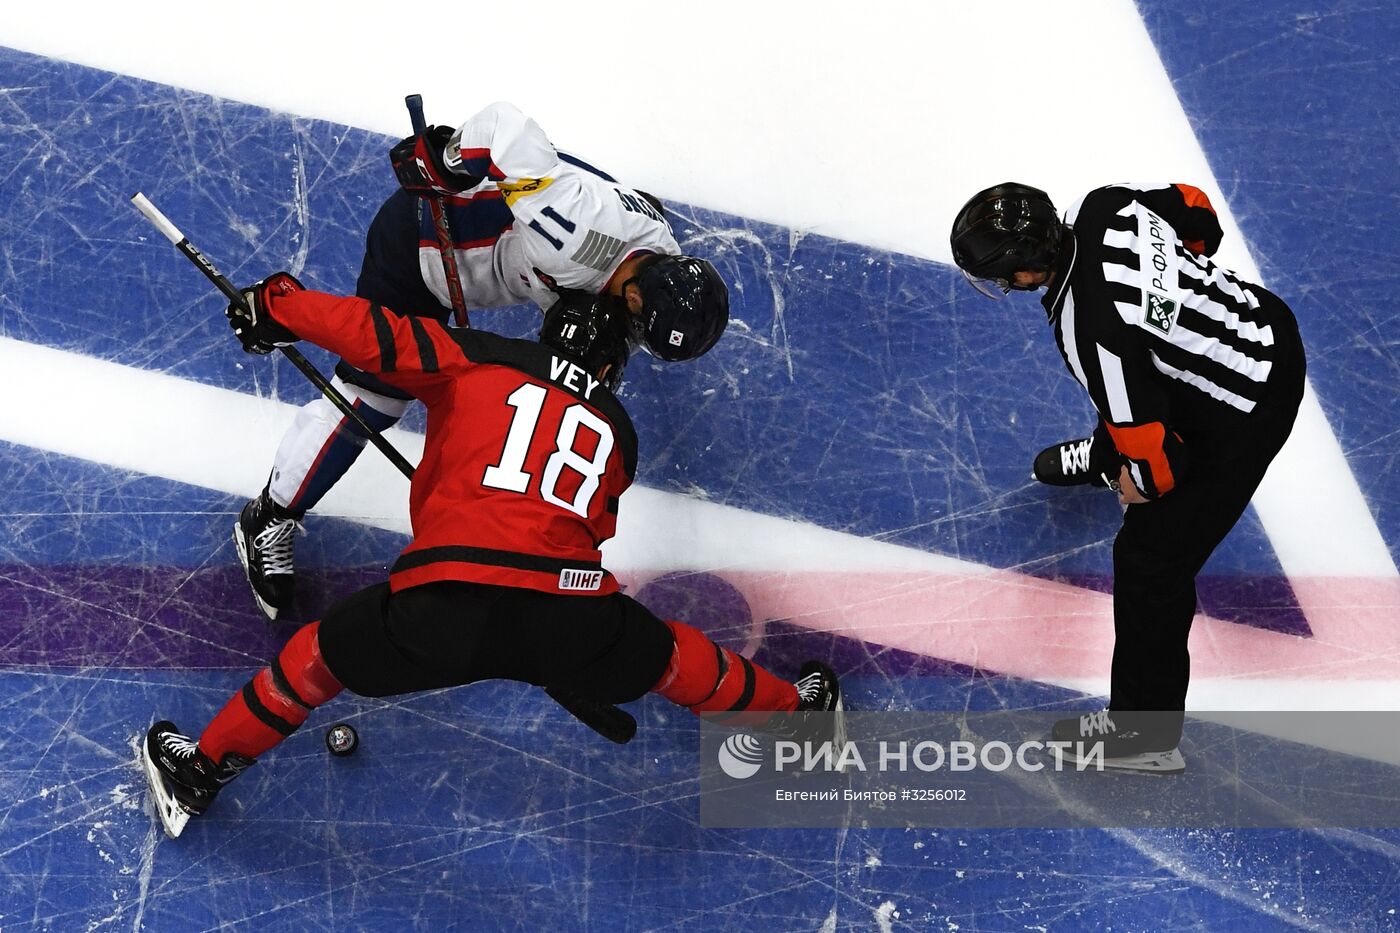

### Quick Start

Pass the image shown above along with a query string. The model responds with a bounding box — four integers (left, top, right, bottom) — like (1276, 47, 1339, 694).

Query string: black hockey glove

(225, 272, 302, 355)
(389, 125, 481, 196)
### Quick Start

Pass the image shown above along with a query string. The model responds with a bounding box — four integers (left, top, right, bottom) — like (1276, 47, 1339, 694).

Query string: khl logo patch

(1144, 291, 1177, 335)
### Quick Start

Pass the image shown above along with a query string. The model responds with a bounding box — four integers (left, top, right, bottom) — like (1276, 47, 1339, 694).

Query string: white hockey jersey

(417, 102, 680, 312)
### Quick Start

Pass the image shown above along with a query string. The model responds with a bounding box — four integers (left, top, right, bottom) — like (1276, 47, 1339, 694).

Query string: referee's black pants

(1109, 292, 1306, 745)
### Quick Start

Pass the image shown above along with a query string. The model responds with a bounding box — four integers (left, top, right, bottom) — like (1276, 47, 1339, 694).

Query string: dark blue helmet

(949, 183, 1064, 298)
(539, 291, 632, 391)
(629, 255, 729, 362)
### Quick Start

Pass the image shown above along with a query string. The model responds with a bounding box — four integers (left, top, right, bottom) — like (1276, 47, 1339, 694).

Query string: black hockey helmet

(628, 255, 729, 362)
(539, 291, 632, 392)
(949, 183, 1065, 299)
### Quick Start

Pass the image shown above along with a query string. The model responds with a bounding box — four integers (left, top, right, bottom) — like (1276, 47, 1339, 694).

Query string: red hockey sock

(651, 619, 798, 715)
(199, 620, 344, 763)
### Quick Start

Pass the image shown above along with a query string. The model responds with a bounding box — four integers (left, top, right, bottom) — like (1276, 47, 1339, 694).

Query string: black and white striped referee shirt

(1040, 182, 1300, 498)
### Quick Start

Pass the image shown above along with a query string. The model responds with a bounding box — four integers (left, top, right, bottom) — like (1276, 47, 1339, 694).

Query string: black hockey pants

(317, 580, 676, 706)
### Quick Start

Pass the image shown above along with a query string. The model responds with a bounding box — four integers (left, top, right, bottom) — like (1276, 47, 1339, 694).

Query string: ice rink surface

(1, 0, 1398, 928)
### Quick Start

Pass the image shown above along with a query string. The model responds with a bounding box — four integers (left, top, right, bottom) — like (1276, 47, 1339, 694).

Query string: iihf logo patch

(559, 569, 604, 591)
(669, 329, 685, 347)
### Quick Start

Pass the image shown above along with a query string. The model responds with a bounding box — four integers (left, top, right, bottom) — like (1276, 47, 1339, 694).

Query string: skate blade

(1101, 748, 1186, 773)
(832, 694, 847, 748)
(232, 523, 279, 622)
(1055, 745, 1186, 774)
(830, 694, 851, 770)
(140, 737, 191, 839)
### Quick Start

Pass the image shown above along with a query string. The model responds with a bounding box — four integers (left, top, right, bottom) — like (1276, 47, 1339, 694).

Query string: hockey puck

(325, 723, 359, 757)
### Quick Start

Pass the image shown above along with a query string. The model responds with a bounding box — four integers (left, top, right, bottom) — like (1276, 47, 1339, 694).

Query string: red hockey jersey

(266, 289, 638, 596)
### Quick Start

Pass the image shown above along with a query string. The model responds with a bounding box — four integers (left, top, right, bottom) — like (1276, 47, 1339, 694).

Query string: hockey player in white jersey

(235, 102, 730, 620)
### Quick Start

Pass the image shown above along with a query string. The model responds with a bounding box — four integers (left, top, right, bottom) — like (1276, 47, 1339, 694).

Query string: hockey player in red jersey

(140, 276, 837, 839)
(236, 101, 731, 620)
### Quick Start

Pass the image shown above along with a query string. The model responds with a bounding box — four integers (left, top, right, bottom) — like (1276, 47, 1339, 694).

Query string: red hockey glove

(389, 125, 479, 196)
(226, 271, 302, 355)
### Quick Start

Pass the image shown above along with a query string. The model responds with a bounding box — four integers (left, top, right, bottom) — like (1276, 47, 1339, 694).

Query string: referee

(949, 182, 1306, 772)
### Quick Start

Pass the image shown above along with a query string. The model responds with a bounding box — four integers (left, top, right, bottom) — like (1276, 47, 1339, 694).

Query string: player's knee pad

(329, 376, 412, 437)
(651, 619, 722, 706)
(245, 621, 344, 734)
(652, 619, 796, 715)
(269, 377, 412, 510)
(197, 622, 344, 763)
(285, 376, 410, 446)
(278, 620, 344, 707)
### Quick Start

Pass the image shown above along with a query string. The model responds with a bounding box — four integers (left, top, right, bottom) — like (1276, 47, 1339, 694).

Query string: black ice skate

(769, 661, 846, 748)
(795, 661, 843, 715)
(140, 720, 254, 838)
(1032, 431, 1120, 490)
(1050, 710, 1185, 773)
(233, 487, 304, 620)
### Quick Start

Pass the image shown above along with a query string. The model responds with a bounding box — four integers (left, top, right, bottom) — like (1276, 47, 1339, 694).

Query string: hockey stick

(130, 192, 417, 481)
(405, 94, 470, 328)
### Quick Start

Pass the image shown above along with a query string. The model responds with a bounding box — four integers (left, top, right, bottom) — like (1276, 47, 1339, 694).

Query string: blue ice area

(7, 670, 1400, 930)
(1139, 0, 1400, 569)
(2, 0, 1400, 926)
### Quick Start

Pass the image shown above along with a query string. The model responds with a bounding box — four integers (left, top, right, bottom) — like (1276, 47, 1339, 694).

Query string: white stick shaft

(130, 192, 184, 245)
